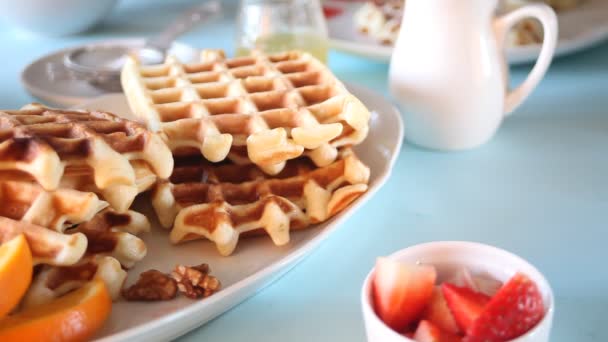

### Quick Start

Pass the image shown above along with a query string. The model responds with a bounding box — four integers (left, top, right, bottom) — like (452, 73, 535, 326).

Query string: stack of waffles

(122, 49, 372, 256)
(0, 103, 173, 305)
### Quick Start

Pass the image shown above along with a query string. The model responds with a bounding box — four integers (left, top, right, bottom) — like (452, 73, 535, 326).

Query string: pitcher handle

(495, 4, 558, 115)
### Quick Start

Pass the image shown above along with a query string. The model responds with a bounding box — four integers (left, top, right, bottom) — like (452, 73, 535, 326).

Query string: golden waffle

(0, 216, 87, 266)
(58, 160, 157, 212)
(69, 209, 150, 268)
(122, 50, 371, 174)
(0, 104, 173, 195)
(22, 255, 126, 308)
(22, 210, 150, 307)
(153, 149, 370, 256)
(0, 179, 108, 232)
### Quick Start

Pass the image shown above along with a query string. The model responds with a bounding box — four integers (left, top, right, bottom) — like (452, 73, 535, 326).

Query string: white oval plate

(74, 83, 404, 341)
(326, 0, 608, 64)
(22, 38, 199, 107)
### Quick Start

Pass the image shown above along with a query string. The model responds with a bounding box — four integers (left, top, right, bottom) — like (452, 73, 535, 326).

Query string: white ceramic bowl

(0, 0, 117, 36)
(361, 241, 554, 342)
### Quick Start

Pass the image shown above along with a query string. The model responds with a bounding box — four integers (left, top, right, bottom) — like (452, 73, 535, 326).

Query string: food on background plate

(354, 0, 404, 46)
(371, 258, 546, 341)
(353, 0, 584, 47)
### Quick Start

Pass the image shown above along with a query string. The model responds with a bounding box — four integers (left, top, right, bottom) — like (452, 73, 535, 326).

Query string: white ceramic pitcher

(389, 0, 558, 150)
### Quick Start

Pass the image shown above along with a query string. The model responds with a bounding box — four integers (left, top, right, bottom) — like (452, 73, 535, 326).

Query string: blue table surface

(1, 0, 607, 341)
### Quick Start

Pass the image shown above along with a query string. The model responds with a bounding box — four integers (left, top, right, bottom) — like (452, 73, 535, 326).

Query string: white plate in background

(74, 83, 404, 341)
(22, 39, 199, 107)
(326, 0, 608, 64)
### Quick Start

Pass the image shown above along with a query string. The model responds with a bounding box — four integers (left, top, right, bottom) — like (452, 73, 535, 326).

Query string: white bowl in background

(0, 0, 118, 36)
(361, 241, 554, 342)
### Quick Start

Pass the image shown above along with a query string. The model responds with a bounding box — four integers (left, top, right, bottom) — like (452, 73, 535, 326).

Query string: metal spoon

(56, 0, 221, 91)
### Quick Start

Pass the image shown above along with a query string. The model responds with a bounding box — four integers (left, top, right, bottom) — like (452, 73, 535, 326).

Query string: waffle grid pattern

(22, 210, 150, 308)
(153, 149, 370, 256)
(122, 50, 370, 174)
(0, 104, 173, 211)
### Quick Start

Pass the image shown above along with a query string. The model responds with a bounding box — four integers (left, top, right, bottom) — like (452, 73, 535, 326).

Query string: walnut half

(122, 269, 177, 301)
(171, 263, 221, 299)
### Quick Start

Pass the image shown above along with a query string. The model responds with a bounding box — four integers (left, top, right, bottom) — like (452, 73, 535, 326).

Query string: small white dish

(361, 241, 554, 342)
(74, 83, 404, 341)
(21, 39, 200, 107)
(0, 0, 117, 36)
(325, 0, 608, 64)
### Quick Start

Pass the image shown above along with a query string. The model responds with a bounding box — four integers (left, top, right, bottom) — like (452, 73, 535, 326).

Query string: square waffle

(0, 104, 173, 211)
(0, 216, 87, 266)
(122, 50, 371, 175)
(22, 209, 150, 307)
(153, 148, 370, 256)
(0, 179, 108, 232)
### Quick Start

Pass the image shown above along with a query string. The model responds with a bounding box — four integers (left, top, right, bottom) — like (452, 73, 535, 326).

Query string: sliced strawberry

(322, 6, 343, 18)
(447, 267, 503, 297)
(472, 274, 503, 297)
(402, 331, 415, 339)
(447, 267, 478, 292)
(372, 257, 437, 331)
(441, 283, 490, 332)
(422, 286, 461, 334)
(467, 273, 545, 341)
(413, 320, 463, 342)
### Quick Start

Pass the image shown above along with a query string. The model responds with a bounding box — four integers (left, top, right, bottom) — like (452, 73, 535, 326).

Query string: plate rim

(73, 83, 404, 341)
(21, 38, 199, 107)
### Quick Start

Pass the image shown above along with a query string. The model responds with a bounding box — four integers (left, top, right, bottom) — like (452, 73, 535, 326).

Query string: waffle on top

(122, 49, 371, 175)
(153, 149, 370, 256)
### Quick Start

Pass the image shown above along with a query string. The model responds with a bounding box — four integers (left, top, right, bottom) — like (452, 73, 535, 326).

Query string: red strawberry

(447, 267, 478, 291)
(413, 320, 463, 342)
(402, 331, 415, 339)
(422, 286, 461, 334)
(466, 273, 545, 341)
(472, 274, 503, 297)
(447, 267, 503, 297)
(441, 283, 491, 332)
(322, 6, 343, 18)
(372, 257, 437, 331)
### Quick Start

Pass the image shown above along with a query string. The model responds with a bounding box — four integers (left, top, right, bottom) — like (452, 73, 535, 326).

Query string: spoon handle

(146, 1, 222, 52)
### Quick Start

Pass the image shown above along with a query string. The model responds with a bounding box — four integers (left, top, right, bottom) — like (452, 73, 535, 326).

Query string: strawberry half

(441, 283, 490, 332)
(447, 267, 502, 297)
(413, 320, 463, 342)
(421, 286, 461, 335)
(322, 6, 343, 18)
(466, 273, 545, 341)
(372, 257, 437, 331)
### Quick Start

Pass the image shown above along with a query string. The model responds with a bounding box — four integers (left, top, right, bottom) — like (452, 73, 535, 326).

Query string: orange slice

(0, 279, 112, 342)
(0, 234, 33, 317)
